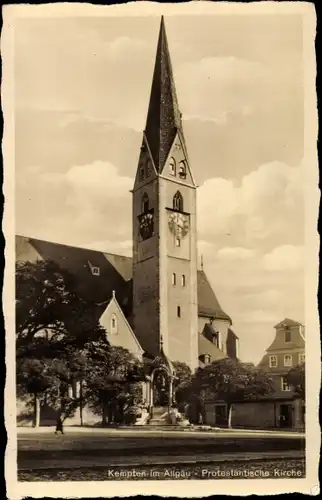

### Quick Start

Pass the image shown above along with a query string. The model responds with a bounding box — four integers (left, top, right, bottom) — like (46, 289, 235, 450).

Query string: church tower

(132, 17, 198, 370)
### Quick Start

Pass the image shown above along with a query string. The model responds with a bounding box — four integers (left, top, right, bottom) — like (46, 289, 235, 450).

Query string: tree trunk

(102, 402, 107, 427)
(79, 381, 83, 427)
(227, 403, 233, 429)
(33, 394, 40, 428)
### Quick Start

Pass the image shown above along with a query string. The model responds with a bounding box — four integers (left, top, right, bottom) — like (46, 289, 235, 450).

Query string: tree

(16, 260, 107, 425)
(285, 363, 305, 399)
(16, 260, 106, 349)
(172, 361, 192, 408)
(191, 358, 274, 428)
(83, 342, 144, 426)
(16, 357, 52, 427)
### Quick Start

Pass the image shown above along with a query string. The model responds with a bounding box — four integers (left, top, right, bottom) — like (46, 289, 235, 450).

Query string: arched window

(179, 161, 186, 178)
(110, 314, 118, 335)
(181, 274, 186, 287)
(169, 157, 176, 176)
(172, 273, 176, 286)
(142, 192, 149, 213)
(177, 305, 181, 318)
(173, 191, 183, 212)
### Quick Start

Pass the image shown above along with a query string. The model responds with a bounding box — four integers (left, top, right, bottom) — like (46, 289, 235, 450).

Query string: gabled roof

(274, 318, 303, 329)
(144, 16, 183, 172)
(16, 236, 231, 325)
(102, 292, 143, 355)
(197, 270, 232, 323)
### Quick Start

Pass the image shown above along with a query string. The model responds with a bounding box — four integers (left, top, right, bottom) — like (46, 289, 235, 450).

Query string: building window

(299, 353, 305, 364)
(173, 191, 183, 212)
(110, 314, 118, 335)
(269, 355, 278, 368)
(177, 306, 181, 318)
(281, 377, 291, 392)
(284, 354, 293, 367)
(181, 274, 185, 286)
(169, 157, 176, 176)
(285, 327, 291, 342)
(91, 266, 100, 276)
(141, 192, 149, 213)
(172, 273, 176, 286)
(88, 261, 100, 276)
(178, 161, 186, 179)
(175, 237, 181, 247)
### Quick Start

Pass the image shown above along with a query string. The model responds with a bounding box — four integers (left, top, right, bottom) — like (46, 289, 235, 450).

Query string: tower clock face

(139, 211, 154, 240)
(168, 212, 189, 238)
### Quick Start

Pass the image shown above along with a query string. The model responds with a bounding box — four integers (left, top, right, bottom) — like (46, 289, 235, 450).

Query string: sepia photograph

(2, 1, 319, 497)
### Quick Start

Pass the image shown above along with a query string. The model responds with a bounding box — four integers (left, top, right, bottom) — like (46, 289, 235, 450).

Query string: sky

(15, 13, 305, 364)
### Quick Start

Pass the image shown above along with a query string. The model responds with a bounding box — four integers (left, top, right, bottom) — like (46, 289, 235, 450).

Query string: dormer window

(173, 191, 183, 212)
(179, 161, 186, 179)
(204, 354, 211, 364)
(142, 192, 149, 213)
(88, 261, 100, 276)
(169, 157, 176, 176)
(285, 327, 291, 343)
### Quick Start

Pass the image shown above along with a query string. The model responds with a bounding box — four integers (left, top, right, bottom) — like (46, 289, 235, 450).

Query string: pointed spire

(145, 17, 183, 172)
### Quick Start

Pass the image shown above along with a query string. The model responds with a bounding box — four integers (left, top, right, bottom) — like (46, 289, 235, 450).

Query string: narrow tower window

(139, 165, 145, 182)
(181, 274, 185, 286)
(110, 314, 118, 335)
(172, 273, 176, 286)
(173, 191, 183, 212)
(169, 157, 176, 176)
(175, 238, 181, 247)
(177, 306, 181, 318)
(141, 192, 149, 213)
(179, 161, 186, 179)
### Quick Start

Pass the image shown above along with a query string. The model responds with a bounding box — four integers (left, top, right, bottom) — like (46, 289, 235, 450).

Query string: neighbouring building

(16, 17, 239, 426)
(229, 318, 305, 430)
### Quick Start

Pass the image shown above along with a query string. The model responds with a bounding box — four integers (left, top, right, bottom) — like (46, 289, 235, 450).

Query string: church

(16, 18, 239, 421)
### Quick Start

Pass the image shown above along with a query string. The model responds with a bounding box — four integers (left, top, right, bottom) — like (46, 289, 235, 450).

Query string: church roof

(145, 16, 184, 172)
(198, 331, 227, 362)
(16, 236, 230, 325)
(197, 270, 232, 323)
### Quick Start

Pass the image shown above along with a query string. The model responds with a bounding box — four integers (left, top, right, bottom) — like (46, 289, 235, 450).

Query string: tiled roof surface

(145, 17, 183, 172)
(198, 332, 227, 361)
(274, 318, 303, 328)
(197, 270, 231, 322)
(17, 236, 229, 324)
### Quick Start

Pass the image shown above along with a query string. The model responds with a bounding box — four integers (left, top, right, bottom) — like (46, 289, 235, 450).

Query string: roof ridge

(17, 235, 132, 260)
